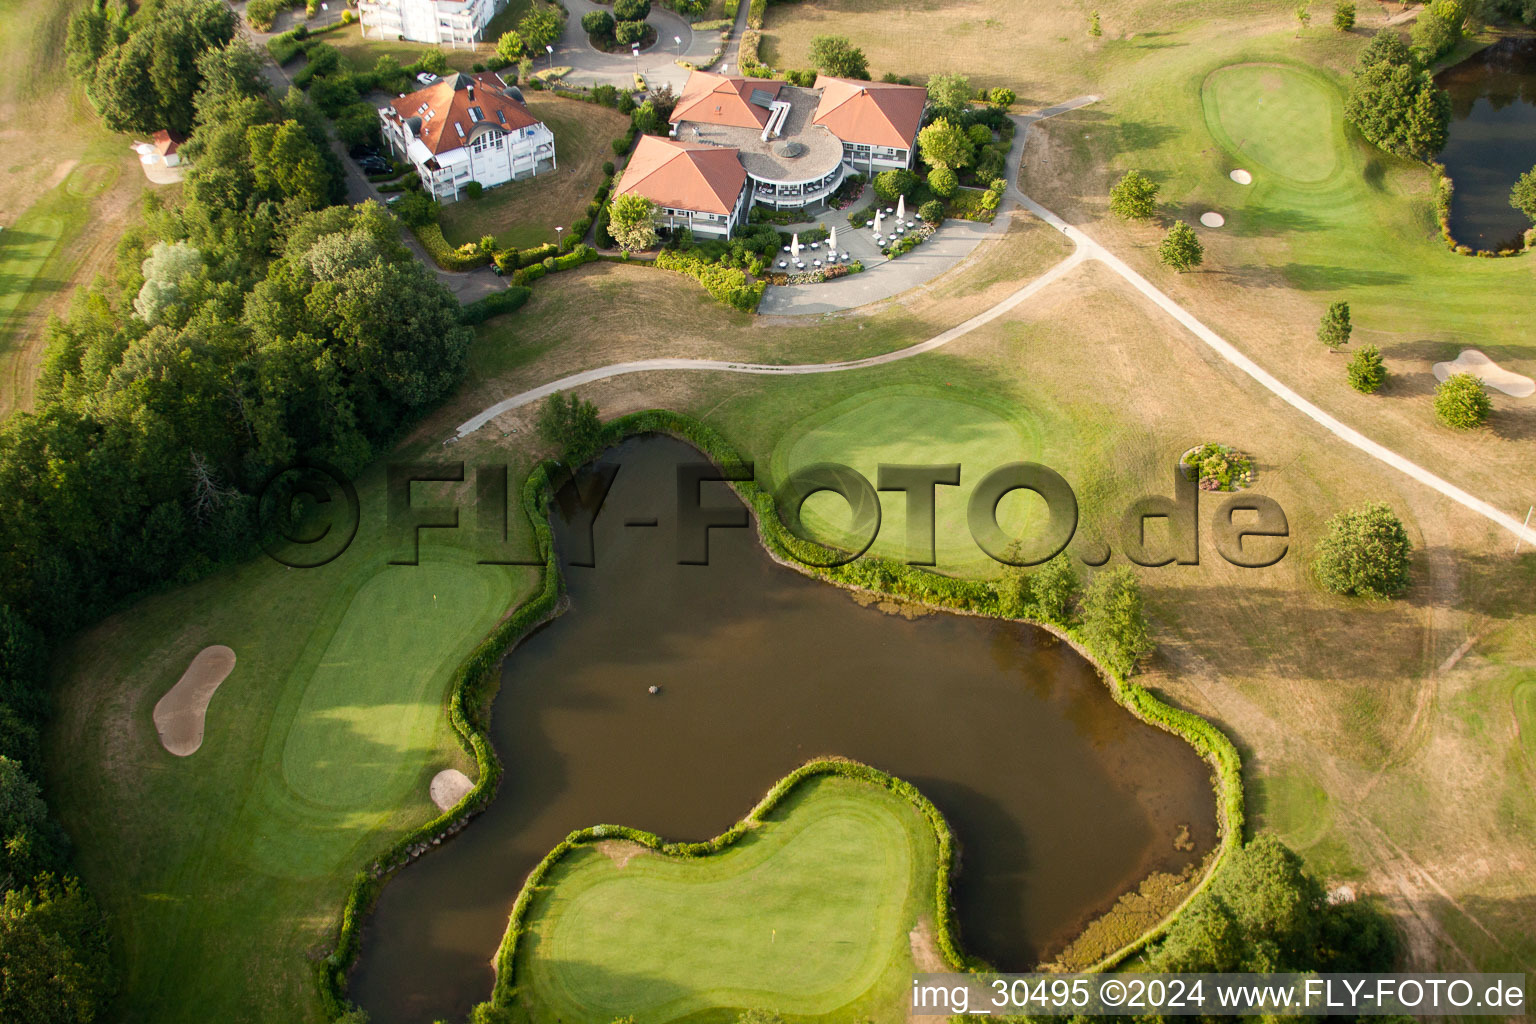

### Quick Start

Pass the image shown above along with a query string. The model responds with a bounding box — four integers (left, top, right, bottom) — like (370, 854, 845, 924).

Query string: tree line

(1, 3, 476, 1018)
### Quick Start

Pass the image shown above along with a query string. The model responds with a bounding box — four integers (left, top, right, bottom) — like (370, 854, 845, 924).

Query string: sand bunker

(1200, 211, 1226, 227)
(1230, 169, 1253, 185)
(152, 646, 236, 756)
(429, 769, 474, 811)
(1432, 349, 1535, 398)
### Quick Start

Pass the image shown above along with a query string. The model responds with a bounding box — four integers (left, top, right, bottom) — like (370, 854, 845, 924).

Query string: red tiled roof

(615, 135, 747, 216)
(152, 129, 183, 156)
(385, 72, 540, 156)
(811, 76, 926, 150)
(669, 70, 783, 129)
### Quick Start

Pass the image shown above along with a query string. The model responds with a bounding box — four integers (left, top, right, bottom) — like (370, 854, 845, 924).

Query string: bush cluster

(654, 249, 765, 311)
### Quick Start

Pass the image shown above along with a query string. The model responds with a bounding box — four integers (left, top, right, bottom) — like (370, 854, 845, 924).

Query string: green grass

(515, 775, 938, 1024)
(49, 465, 537, 1023)
(768, 385, 1045, 574)
(1515, 679, 1536, 772)
(1254, 767, 1331, 852)
(1202, 63, 1339, 185)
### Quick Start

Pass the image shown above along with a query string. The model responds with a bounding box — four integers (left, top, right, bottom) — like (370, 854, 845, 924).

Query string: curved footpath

(454, 103, 1536, 550)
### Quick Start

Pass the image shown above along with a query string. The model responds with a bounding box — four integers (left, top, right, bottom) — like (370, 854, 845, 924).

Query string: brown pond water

(1435, 35, 1536, 253)
(350, 436, 1216, 1024)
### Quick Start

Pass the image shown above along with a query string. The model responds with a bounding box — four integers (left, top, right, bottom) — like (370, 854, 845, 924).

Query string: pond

(350, 436, 1217, 1024)
(1435, 35, 1536, 253)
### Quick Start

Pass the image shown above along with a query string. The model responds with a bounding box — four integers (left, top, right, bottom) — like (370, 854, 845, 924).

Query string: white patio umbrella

(828, 225, 838, 252)
(896, 195, 906, 223)
(872, 208, 883, 236)
(790, 233, 801, 262)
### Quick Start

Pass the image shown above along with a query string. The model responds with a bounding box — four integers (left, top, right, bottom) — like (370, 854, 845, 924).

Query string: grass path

(515, 775, 937, 1024)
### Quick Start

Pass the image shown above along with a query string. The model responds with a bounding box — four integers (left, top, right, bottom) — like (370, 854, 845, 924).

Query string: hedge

(509, 244, 599, 285)
(315, 462, 564, 1019)
(267, 30, 306, 65)
(487, 756, 974, 1008)
(653, 249, 764, 311)
(460, 286, 533, 325)
(411, 222, 490, 270)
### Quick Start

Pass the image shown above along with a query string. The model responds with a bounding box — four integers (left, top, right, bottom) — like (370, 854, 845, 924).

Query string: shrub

(1312, 502, 1412, 598)
(918, 199, 944, 225)
(1347, 343, 1386, 394)
(460, 285, 532, 324)
(1158, 221, 1204, 272)
(1317, 300, 1352, 349)
(873, 168, 917, 202)
(966, 122, 992, 146)
(1434, 372, 1490, 428)
(1080, 566, 1153, 677)
(601, 160, 616, 176)
(988, 86, 1016, 107)
(1333, 0, 1356, 30)
(414, 223, 491, 269)
(615, 19, 647, 45)
(654, 249, 764, 311)
(463, 181, 484, 200)
(581, 9, 615, 38)
(927, 165, 958, 198)
(614, 0, 650, 20)
(1109, 169, 1159, 219)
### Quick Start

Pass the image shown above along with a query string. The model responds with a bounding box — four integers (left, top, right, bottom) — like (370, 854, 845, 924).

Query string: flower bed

(1179, 443, 1255, 491)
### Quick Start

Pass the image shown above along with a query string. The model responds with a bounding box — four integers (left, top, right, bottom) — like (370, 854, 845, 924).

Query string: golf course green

(513, 774, 941, 1024)
(769, 386, 1045, 573)
(1203, 63, 1342, 185)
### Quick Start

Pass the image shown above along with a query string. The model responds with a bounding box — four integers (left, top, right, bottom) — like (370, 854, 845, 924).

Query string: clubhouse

(614, 70, 926, 238)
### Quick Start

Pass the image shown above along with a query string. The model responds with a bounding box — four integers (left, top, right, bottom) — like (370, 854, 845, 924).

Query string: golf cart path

(454, 99, 1536, 549)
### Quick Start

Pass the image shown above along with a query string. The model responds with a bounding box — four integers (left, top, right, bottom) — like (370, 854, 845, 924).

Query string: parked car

(416, 73, 440, 87)
(358, 157, 391, 175)
(385, 194, 404, 206)
(349, 144, 380, 160)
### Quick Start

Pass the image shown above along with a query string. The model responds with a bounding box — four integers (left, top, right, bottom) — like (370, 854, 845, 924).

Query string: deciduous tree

(537, 392, 603, 464)
(608, 193, 658, 251)
(1108, 169, 1159, 219)
(916, 116, 973, 169)
(1080, 566, 1152, 676)
(809, 35, 869, 79)
(1510, 164, 1536, 224)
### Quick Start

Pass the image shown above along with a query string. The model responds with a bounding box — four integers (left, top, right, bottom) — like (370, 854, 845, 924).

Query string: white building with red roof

(618, 70, 926, 229)
(358, 0, 494, 47)
(378, 72, 556, 201)
(613, 135, 751, 238)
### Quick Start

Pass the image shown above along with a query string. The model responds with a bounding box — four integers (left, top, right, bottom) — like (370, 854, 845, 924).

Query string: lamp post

(674, 34, 681, 52)
(632, 43, 640, 83)
(545, 43, 554, 74)
(555, 225, 564, 250)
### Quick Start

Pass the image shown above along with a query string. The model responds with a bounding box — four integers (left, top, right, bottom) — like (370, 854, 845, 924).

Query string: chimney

(467, 83, 475, 101)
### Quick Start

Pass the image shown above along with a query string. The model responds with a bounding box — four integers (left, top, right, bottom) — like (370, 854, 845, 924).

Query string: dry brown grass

(757, 0, 1301, 95)
(439, 96, 630, 251)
